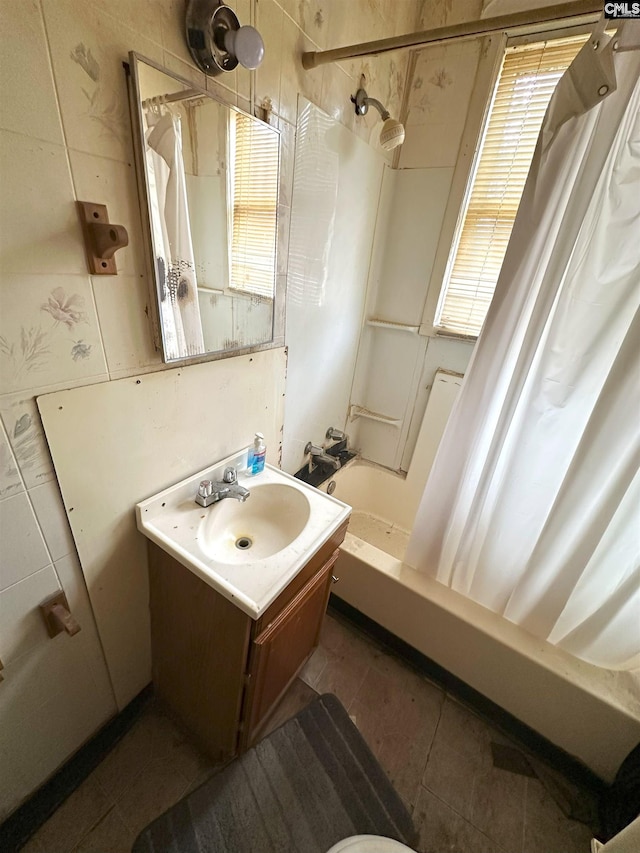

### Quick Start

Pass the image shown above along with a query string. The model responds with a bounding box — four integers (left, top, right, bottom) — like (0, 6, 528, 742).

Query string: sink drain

(235, 536, 253, 550)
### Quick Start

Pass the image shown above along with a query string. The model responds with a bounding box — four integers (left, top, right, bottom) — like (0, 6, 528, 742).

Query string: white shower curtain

(406, 24, 640, 671)
(145, 107, 205, 359)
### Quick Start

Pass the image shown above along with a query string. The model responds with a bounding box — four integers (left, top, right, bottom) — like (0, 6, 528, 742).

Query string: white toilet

(327, 836, 415, 852)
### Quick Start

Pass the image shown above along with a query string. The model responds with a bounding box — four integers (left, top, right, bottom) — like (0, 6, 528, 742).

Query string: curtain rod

(142, 89, 203, 107)
(301, 1, 602, 69)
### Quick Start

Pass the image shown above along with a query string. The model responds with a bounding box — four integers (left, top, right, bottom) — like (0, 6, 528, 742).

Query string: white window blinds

(230, 112, 279, 299)
(435, 34, 587, 338)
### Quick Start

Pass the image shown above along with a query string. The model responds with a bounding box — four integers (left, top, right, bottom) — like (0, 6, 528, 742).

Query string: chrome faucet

(305, 442, 341, 471)
(195, 467, 250, 507)
(326, 427, 348, 443)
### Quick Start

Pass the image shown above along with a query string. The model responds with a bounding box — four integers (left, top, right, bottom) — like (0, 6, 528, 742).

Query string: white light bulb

(224, 25, 265, 70)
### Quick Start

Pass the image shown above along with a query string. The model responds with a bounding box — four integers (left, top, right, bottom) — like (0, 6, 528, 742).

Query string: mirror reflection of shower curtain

(406, 24, 640, 671)
(145, 107, 205, 359)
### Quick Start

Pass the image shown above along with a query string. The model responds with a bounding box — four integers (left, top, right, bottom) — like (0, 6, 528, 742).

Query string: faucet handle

(326, 427, 347, 441)
(199, 480, 213, 498)
(222, 467, 237, 484)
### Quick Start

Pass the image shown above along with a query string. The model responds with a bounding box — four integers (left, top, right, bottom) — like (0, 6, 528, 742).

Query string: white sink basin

(199, 483, 311, 564)
(136, 448, 351, 617)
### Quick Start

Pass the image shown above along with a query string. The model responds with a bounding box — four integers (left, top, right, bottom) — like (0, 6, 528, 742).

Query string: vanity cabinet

(147, 519, 348, 764)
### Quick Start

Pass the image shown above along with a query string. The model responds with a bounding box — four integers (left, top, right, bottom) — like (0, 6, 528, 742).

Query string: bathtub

(322, 375, 640, 784)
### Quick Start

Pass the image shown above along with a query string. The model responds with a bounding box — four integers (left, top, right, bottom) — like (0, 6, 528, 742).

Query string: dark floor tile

(527, 755, 600, 830)
(299, 643, 329, 688)
(259, 677, 318, 739)
(491, 742, 536, 777)
(73, 805, 136, 853)
(26, 772, 111, 853)
(524, 778, 593, 853)
(470, 764, 527, 852)
(115, 756, 191, 839)
(422, 736, 479, 822)
(434, 697, 498, 770)
(414, 785, 504, 853)
(314, 626, 376, 711)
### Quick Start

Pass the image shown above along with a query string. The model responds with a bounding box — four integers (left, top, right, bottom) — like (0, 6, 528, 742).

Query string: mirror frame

(126, 52, 285, 364)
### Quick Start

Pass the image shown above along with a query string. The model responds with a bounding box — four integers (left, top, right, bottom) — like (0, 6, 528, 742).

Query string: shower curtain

(406, 23, 640, 670)
(145, 107, 205, 359)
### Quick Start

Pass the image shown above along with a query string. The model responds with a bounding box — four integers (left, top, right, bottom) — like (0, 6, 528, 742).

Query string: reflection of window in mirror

(228, 112, 278, 300)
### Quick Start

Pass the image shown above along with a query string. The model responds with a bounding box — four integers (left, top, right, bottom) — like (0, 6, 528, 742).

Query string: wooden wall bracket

(77, 201, 129, 275)
(40, 591, 81, 638)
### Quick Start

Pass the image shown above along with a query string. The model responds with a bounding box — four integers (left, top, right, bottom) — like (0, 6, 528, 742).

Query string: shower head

(351, 87, 405, 151)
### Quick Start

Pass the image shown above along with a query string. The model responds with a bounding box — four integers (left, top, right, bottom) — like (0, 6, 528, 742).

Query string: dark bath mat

(132, 693, 417, 853)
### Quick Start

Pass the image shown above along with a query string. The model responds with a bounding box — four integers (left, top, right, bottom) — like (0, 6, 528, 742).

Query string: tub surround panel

(330, 371, 463, 532)
(282, 98, 385, 475)
(38, 348, 287, 709)
(348, 165, 471, 470)
(401, 337, 475, 472)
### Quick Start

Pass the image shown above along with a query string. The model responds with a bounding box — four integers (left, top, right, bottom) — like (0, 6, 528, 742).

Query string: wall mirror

(128, 53, 281, 362)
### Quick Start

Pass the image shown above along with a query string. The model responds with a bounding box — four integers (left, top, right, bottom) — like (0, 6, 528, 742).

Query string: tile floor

(21, 611, 598, 853)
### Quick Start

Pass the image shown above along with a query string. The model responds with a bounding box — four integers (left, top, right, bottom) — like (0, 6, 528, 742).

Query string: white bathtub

(322, 376, 640, 784)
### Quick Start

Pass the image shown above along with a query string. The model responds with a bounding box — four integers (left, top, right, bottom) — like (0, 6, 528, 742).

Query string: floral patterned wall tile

(0, 0, 65, 146)
(279, 13, 324, 126)
(407, 42, 481, 128)
(41, 0, 164, 163)
(0, 419, 23, 500)
(234, 0, 253, 101)
(278, 0, 329, 49)
(161, 49, 208, 92)
(68, 150, 147, 279)
(0, 565, 61, 662)
(92, 0, 165, 46)
(91, 274, 162, 376)
(0, 274, 108, 396)
(323, 0, 417, 54)
(0, 493, 51, 592)
(318, 62, 357, 134)
(417, 0, 483, 28)
(256, 0, 285, 117)
(0, 131, 85, 277)
(400, 40, 481, 169)
(159, 0, 199, 69)
(0, 395, 56, 490)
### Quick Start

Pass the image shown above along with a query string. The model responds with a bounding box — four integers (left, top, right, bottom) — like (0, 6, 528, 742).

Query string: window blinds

(435, 34, 588, 338)
(230, 112, 279, 299)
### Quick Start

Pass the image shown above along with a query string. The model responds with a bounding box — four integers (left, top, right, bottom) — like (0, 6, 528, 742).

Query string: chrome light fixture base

(186, 0, 264, 76)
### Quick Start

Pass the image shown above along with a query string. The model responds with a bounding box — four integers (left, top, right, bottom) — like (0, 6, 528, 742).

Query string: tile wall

(0, 0, 529, 820)
(0, 0, 432, 820)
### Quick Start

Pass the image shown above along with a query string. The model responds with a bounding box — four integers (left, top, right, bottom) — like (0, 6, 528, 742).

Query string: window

(434, 34, 588, 338)
(229, 111, 279, 299)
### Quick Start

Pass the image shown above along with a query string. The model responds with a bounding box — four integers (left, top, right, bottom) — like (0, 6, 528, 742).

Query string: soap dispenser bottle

(251, 432, 266, 475)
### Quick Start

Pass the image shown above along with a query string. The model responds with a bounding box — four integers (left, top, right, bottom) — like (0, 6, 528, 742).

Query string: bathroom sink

(136, 447, 350, 617)
(198, 483, 311, 564)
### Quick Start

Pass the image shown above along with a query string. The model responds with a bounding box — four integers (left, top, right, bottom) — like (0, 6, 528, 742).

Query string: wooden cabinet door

(241, 550, 338, 747)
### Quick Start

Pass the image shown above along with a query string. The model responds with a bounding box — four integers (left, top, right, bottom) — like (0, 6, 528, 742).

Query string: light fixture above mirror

(186, 0, 265, 76)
